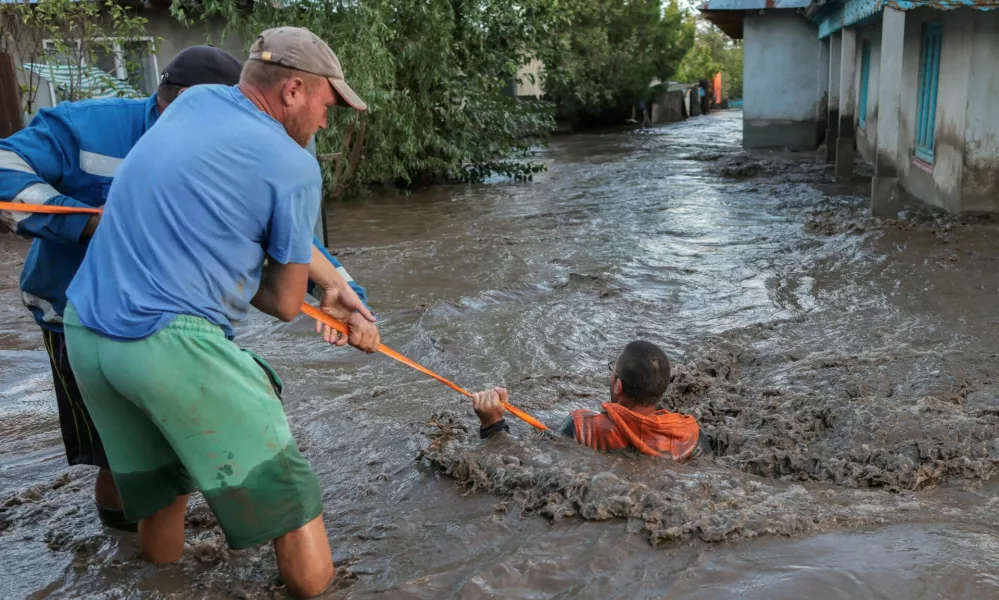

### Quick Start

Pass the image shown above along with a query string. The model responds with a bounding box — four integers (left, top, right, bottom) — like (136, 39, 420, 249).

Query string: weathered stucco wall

(515, 57, 543, 97)
(816, 37, 830, 145)
(896, 10, 923, 202)
(897, 8, 972, 212)
(932, 10, 973, 212)
(143, 7, 247, 74)
(855, 25, 881, 163)
(961, 11, 999, 212)
(743, 11, 821, 150)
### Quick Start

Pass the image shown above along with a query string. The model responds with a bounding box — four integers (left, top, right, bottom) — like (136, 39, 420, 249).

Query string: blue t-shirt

(67, 85, 320, 340)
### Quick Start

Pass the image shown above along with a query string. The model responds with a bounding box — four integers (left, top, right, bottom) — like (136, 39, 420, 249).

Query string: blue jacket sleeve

(309, 235, 370, 309)
(0, 107, 93, 242)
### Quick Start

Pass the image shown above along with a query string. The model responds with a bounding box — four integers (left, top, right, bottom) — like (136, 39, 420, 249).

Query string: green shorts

(63, 304, 322, 550)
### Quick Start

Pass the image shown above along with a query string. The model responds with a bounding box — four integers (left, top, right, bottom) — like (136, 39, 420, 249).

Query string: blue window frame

(915, 22, 942, 163)
(858, 41, 871, 128)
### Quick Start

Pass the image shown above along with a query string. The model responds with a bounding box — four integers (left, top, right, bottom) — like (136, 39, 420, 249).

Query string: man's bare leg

(138, 494, 190, 563)
(94, 468, 140, 532)
(274, 515, 334, 598)
(94, 468, 122, 509)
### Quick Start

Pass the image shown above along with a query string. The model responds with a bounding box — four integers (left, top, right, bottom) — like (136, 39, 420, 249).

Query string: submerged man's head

(608, 340, 671, 407)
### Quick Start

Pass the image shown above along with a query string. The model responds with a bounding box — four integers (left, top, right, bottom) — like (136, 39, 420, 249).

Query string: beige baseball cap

(248, 26, 367, 112)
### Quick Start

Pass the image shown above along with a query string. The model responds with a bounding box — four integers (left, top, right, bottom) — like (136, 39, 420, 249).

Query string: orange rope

(302, 304, 548, 431)
(1, 202, 549, 430)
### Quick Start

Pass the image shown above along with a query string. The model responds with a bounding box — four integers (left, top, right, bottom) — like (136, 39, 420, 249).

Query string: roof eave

(700, 9, 747, 39)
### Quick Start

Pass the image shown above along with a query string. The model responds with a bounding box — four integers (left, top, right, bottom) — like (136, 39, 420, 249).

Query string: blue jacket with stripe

(0, 95, 367, 332)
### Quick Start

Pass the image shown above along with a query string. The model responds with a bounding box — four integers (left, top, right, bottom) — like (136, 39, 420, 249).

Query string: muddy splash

(419, 311, 999, 547)
(669, 323, 999, 491)
(420, 411, 925, 545)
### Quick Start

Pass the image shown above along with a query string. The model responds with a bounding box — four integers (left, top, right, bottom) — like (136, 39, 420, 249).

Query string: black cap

(159, 45, 242, 88)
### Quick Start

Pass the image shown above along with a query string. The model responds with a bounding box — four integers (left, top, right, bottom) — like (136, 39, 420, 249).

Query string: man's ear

(612, 378, 623, 398)
(177, 86, 189, 96)
(281, 77, 306, 106)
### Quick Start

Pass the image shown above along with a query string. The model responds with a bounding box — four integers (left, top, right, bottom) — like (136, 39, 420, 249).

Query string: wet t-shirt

(67, 85, 319, 340)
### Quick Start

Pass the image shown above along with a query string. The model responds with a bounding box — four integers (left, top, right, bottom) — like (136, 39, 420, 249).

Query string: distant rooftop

(701, 0, 810, 10)
(700, 0, 811, 39)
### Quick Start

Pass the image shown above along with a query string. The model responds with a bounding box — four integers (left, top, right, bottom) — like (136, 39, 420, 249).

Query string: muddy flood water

(5, 110, 999, 599)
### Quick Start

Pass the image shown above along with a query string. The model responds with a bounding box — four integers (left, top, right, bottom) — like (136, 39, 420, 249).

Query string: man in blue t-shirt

(64, 27, 376, 598)
(0, 45, 243, 532)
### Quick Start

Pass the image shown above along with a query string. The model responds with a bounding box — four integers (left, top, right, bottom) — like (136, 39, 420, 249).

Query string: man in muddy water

(472, 340, 706, 460)
(61, 27, 376, 598)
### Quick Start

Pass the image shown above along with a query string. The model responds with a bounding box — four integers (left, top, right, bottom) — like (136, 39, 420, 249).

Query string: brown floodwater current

(4, 111, 999, 599)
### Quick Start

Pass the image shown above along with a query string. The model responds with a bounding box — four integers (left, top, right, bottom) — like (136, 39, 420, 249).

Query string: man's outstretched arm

(307, 243, 380, 352)
(309, 236, 369, 308)
(472, 387, 575, 440)
(0, 107, 97, 242)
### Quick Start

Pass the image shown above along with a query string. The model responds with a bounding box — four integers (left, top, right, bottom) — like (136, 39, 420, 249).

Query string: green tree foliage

(171, 0, 564, 190)
(676, 22, 742, 99)
(170, 0, 698, 191)
(675, 40, 721, 85)
(722, 45, 743, 99)
(538, 0, 695, 125)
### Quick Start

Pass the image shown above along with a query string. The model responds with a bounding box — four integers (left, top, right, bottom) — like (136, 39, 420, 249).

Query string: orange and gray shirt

(479, 401, 706, 461)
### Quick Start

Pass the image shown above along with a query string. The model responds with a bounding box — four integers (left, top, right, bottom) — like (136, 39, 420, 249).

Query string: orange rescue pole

(0, 201, 549, 431)
(302, 304, 548, 431)
(0, 201, 102, 215)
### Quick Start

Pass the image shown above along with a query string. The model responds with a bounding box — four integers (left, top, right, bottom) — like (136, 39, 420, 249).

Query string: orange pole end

(0, 201, 102, 215)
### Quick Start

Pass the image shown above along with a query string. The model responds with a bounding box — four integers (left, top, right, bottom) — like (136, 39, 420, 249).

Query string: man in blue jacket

(0, 45, 371, 532)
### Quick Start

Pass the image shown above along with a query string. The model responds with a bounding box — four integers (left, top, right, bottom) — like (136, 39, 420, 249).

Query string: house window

(915, 22, 942, 163)
(858, 41, 871, 128)
(35, 38, 158, 106)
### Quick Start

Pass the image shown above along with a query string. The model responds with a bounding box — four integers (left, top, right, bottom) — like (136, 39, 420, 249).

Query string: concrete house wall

(892, 8, 974, 212)
(810, 2, 999, 214)
(709, 0, 999, 213)
(854, 24, 881, 163)
(960, 11, 999, 212)
(515, 57, 543, 97)
(144, 7, 246, 76)
(743, 11, 821, 150)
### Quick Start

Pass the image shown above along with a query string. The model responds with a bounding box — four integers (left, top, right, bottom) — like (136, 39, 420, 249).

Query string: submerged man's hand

(472, 387, 508, 428)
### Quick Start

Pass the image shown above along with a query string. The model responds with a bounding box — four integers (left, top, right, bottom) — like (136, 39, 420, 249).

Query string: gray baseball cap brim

(328, 77, 366, 112)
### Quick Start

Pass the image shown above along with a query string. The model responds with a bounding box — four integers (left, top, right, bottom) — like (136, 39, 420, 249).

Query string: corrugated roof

(21, 62, 141, 98)
(700, 0, 811, 39)
(810, 0, 999, 39)
(700, 0, 811, 10)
